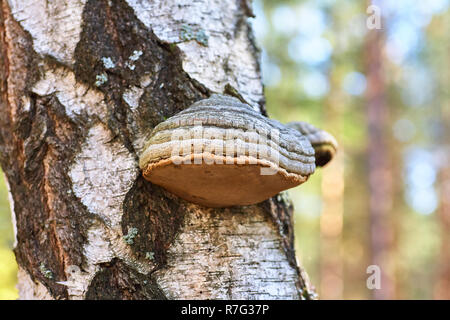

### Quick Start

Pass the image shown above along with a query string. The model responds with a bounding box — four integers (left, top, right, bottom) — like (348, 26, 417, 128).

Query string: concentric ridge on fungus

(139, 94, 330, 207)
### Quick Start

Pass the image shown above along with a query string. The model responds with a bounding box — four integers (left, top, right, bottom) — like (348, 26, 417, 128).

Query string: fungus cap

(139, 94, 316, 208)
(286, 121, 338, 167)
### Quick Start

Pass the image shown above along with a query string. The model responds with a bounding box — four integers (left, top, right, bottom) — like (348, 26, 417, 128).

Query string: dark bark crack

(85, 258, 166, 300)
(122, 177, 189, 267)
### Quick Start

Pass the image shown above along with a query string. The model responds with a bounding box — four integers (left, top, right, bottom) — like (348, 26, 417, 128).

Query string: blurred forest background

(0, 0, 448, 299)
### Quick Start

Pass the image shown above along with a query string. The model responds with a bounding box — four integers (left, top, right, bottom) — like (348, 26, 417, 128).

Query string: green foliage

(0, 170, 18, 299)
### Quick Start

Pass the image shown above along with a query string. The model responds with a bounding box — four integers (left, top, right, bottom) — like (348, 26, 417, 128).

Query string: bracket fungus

(286, 121, 338, 167)
(139, 94, 337, 208)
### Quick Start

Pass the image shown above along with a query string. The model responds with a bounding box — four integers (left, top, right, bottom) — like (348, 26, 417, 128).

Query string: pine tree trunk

(435, 96, 450, 299)
(365, 26, 395, 299)
(319, 58, 344, 300)
(435, 164, 450, 299)
(0, 0, 315, 300)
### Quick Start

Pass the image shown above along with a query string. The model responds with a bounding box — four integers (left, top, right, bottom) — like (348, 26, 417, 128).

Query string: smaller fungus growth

(286, 121, 338, 167)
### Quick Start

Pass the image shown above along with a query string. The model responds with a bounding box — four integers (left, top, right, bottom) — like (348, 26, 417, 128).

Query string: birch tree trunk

(0, 0, 315, 300)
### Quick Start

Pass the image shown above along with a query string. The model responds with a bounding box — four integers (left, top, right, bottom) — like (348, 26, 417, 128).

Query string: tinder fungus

(286, 121, 338, 167)
(139, 94, 335, 208)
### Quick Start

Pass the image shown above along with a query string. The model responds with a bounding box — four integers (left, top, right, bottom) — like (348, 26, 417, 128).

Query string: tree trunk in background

(319, 139, 344, 300)
(0, 0, 315, 299)
(435, 94, 450, 299)
(319, 67, 344, 300)
(435, 163, 450, 299)
(365, 27, 395, 299)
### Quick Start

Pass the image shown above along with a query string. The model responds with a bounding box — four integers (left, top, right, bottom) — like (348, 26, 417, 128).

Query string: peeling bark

(0, 0, 315, 299)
